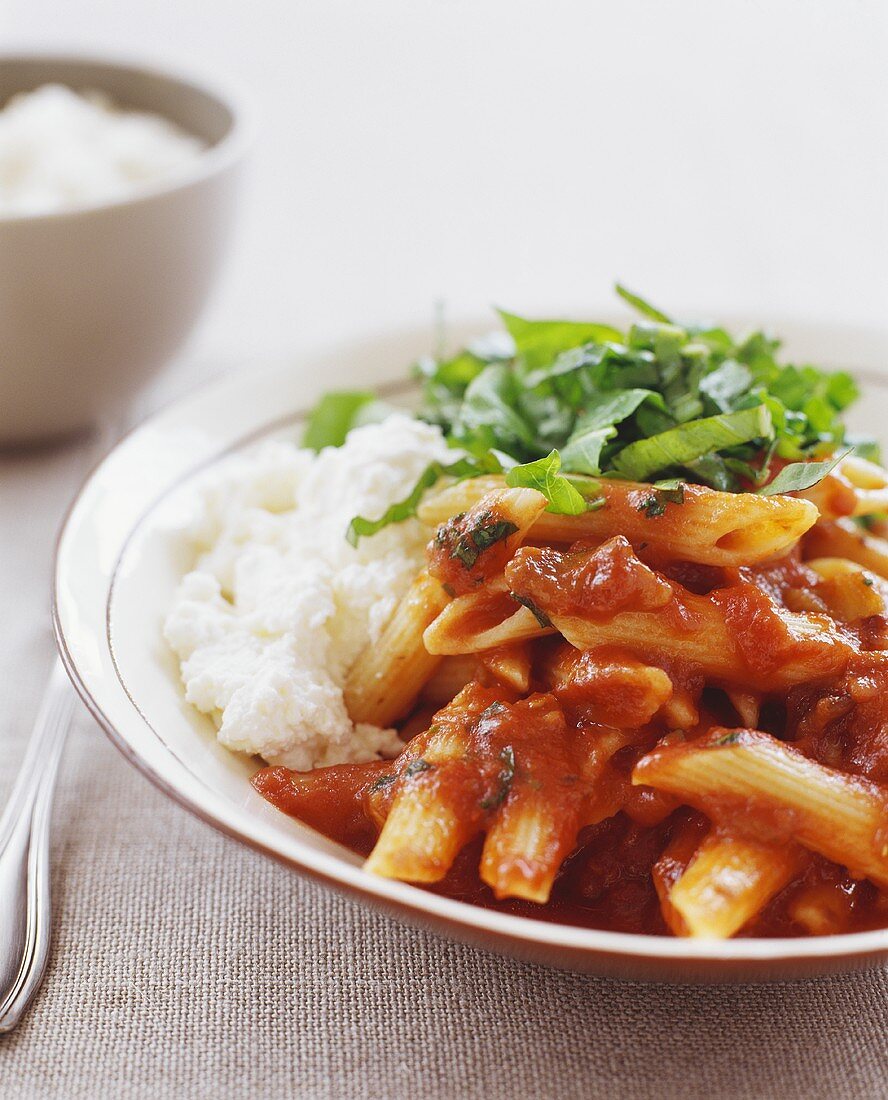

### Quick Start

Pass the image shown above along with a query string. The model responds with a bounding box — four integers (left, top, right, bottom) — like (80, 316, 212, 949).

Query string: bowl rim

(0, 48, 254, 225)
(49, 326, 888, 974)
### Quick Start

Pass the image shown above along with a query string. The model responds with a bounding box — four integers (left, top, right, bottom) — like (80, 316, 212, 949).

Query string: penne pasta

(801, 455, 888, 519)
(667, 832, 804, 939)
(505, 542, 855, 690)
(418, 474, 818, 566)
(477, 641, 533, 693)
(634, 728, 888, 889)
(248, 296, 888, 941)
(345, 569, 451, 727)
(422, 576, 553, 655)
(804, 517, 888, 579)
(725, 688, 761, 729)
(364, 713, 479, 881)
(806, 557, 888, 621)
(420, 655, 480, 707)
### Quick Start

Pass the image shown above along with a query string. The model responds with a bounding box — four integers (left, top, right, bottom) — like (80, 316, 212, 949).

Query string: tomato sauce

(251, 528, 888, 939)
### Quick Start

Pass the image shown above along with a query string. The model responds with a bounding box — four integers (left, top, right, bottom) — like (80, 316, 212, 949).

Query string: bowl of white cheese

(0, 54, 250, 446)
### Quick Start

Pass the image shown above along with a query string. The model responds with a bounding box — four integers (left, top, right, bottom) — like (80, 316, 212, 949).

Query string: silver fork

(0, 661, 76, 1032)
(0, 413, 128, 1034)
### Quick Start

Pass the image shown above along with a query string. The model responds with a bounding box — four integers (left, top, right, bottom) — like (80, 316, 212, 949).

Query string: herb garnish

(307, 285, 874, 541)
(369, 773, 397, 792)
(403, 758, 434, 778)
(510, 593, 553, 628)
(449, 514, 519, 569)
(480, 746, 516, 811)
(637, 480, 686, 518)
(346, 453, 502, 546)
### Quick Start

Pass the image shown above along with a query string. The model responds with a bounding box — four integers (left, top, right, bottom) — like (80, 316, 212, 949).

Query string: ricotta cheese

(164, 414, 452, 770)
(0, 84, 205, 216)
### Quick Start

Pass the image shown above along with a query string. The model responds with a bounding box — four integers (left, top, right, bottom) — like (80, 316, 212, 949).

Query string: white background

(4, 0, 888, 376)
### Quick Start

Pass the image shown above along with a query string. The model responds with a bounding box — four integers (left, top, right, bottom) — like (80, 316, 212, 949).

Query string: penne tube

(345, 569, 450, 727)
(364, 717, 481, 880)
(480, 785, 583, 903)
(804, 518, 888, 580)
(667, 832, 804, 939)
(482, 725, 638, 895)
(420, 655, 480, 707)
(801, 455, 888, 519)
(659, 687, 699, 730)
(577, 726, 641, 826)
(806, 557, 888, 621)
(364, 780, 479, 882)
(725, 687, 761, 729)
(537, 600, 849, 691)
(419, 474, 818, 566)
(477, 641, 533, 693)
(634, 728, 888, 889)
(505, 542, 855, 690)
(652, 815, 711, 935)
(422, 578, 553, 655)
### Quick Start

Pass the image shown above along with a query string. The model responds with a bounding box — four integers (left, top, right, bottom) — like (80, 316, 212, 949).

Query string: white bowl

(0, 53, 250, 446)
(53, 317, 888, 982)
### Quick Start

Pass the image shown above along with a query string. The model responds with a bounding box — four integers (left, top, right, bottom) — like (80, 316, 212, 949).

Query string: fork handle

(0, 660, 75, 1032)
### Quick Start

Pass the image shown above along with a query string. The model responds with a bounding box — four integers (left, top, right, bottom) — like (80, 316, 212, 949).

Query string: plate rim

(51, 320, 888, 977)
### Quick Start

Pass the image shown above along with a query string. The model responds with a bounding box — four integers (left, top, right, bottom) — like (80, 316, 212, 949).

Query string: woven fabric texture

(2, 434, 887, 1100)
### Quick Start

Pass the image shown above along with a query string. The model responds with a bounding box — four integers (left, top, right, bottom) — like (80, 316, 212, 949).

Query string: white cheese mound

(0, 84, 205, 216)
(164, 414, 452, 770)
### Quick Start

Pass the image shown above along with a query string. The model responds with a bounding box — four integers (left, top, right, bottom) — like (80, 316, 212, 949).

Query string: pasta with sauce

(249, 289, 888, 939)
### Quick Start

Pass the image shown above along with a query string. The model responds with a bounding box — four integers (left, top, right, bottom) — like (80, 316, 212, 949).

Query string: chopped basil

(480, 746, 516, 811)
(404, 758, 434, 778)
(505, 449, 598, 515)
(611, 405, 774, 481)
(302, 391, 377, 450)
(637, 482, 686, 518)
(510, 593, 553, 628)
(306, 285, 870, 542)
(757, 450, 850, 496)
(346, 453, 502, 546)
(369, 773, 397, 792)
(471, 519, 518, 551)
(449, 515, 519, 569)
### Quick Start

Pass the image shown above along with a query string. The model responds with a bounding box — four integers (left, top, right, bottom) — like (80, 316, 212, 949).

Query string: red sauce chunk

(505, 536, 673, 620)
(428, 497, 522, 597)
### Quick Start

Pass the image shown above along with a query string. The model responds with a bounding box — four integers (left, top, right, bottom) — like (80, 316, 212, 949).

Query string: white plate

(54, 317, 888, 982)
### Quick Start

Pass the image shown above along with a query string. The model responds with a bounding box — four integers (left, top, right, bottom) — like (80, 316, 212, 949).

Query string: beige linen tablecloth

(2, 417, 888, 1100)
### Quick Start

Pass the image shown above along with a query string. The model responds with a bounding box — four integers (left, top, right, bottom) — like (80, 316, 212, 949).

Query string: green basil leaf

(560, 427, 615, 476)
(699, 360, 753, 411)
(346, 454, 502, 545)
(757, 450, 850, 496)
(454, 363, 539, 457)
(611, 405, 774, 481)
(615, 284, 673, 324)
(505, 449, 590, 515)
(497, 310, 622, 374)
(303, 391, 376, 450)
(575, 388, 659, 433)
